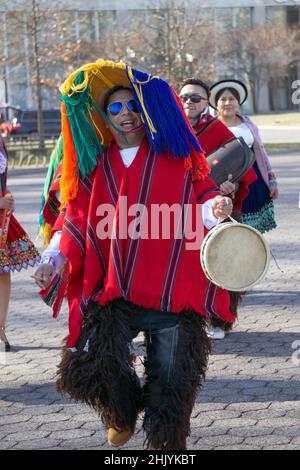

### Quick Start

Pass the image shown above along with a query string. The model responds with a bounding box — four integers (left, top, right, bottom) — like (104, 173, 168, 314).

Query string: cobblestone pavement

(0, 150, 299, 450)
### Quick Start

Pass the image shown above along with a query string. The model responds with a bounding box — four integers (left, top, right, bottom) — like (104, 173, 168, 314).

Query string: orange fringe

(184, 149, 210, 182)
(60, 102, 79, 206)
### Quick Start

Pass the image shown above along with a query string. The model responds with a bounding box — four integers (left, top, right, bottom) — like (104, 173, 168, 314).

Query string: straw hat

(209, 79, 248, 109)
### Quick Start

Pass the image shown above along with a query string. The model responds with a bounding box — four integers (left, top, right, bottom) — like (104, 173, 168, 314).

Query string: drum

(200, 218, 270, 291)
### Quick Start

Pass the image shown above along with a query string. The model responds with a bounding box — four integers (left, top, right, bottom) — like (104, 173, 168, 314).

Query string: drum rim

(200, 222, 270, 291)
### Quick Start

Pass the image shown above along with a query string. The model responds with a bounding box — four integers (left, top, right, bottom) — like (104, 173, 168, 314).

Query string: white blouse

(229, 122, 254, 148)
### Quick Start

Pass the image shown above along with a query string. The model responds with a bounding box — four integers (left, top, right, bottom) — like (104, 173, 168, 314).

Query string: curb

(8, 167, 48, 177)
(267, 147, 300, 156)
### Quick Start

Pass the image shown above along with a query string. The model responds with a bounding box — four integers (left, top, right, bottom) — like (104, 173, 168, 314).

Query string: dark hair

(215, 87, 240, 105)
(103, 85, 132, 112)
(180, 78, 210, 99)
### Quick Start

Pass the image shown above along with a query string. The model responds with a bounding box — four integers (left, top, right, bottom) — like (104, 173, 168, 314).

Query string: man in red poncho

(34, 67, 233, 450)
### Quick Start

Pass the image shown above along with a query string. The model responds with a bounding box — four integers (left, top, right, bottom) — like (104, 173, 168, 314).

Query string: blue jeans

(125, 306, 180, 409)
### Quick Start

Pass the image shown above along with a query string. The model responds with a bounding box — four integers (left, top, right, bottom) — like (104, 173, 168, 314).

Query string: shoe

(0, 326, 11, 352)
(206, 326, 226, 340)
(107, 427, 133, 447)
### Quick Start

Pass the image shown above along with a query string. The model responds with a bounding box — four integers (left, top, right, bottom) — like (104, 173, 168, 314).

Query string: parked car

(11, 109, 61, 136)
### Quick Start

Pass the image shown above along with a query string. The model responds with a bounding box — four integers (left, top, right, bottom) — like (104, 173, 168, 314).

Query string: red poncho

(194, 114, 257, 210)
(58, 139, 234, 347)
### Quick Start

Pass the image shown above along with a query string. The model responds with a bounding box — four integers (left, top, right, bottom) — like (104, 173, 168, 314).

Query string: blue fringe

(127, 67, 202, 158)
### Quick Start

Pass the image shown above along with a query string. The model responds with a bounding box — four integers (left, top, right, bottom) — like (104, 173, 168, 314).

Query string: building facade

(0, 0, 299, 113)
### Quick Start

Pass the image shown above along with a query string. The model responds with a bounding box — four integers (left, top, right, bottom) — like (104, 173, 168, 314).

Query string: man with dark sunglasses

(180, 79, 210, 127)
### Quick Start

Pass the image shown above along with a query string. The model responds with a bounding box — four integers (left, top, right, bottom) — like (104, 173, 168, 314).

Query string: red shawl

(194, 114, 257, 210)
(58, 138, 234, 347)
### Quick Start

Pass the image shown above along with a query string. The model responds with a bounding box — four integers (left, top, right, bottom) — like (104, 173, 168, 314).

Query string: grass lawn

(250, 112, 300, 127)
(264, 143, 300, 151)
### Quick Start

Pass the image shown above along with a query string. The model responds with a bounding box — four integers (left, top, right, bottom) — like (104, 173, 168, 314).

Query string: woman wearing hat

(210, 79, 278, 234)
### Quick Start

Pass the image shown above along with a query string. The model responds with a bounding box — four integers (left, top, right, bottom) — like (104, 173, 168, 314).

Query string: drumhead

(201, 222, 270, 291)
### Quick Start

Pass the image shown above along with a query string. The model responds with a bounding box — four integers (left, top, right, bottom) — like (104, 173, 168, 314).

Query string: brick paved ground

(0, 150, 299, 450)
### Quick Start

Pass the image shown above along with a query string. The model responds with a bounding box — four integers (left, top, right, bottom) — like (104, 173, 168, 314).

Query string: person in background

(210, 79, 278, 233)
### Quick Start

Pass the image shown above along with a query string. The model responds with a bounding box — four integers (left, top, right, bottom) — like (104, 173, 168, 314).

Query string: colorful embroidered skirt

(241, 162, 276, 234)
(0, 214, 40, 273)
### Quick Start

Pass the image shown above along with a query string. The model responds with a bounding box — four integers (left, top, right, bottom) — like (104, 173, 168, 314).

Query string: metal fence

(4, 135, 58, 167)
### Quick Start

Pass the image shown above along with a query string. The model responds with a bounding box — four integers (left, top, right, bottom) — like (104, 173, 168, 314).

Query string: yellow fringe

(87, 105, 104, 145)
(38, 222, 53, 247)
(59, 59, 126, 96)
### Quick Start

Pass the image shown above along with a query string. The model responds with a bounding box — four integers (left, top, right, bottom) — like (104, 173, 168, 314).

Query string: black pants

(56, 299, 211, 450)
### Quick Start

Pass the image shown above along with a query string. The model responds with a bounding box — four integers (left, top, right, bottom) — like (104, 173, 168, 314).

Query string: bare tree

(97, 2, 217, 91)
(1, 2, 98, 147)
(31, 0, 44, 149)
(1, 2, 299, 117)
(222, 22, 300, 112)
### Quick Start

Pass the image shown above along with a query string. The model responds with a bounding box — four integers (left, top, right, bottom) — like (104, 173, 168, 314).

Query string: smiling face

(216, 89, 240, 119)
(106, 88, 145, 148)
(179, 84, 209, 124)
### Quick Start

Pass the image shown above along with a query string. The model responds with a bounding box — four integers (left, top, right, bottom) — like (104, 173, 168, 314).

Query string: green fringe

(43, 135, 63, 200)
(241, 202, 276, 234)
(61, 71, 103, 180)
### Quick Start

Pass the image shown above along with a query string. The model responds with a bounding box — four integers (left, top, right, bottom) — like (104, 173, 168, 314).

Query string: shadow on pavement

(211, 331, 300, 357)
(0, 383, 68, 406)
(1, 379, 299, 407)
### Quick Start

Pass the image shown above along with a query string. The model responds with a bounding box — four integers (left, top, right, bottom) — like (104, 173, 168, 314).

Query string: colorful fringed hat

(59, 58, 209, 205)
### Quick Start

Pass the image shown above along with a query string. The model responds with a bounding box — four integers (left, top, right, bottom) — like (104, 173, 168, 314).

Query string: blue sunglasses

(107, 99, 139, 116)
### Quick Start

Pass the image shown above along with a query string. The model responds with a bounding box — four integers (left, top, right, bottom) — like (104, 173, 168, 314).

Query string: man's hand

(212, 195, 233, 220)
(32, 264, 54, 289)
(220, 174, 235, 198)
(0, 196, 14, 211)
